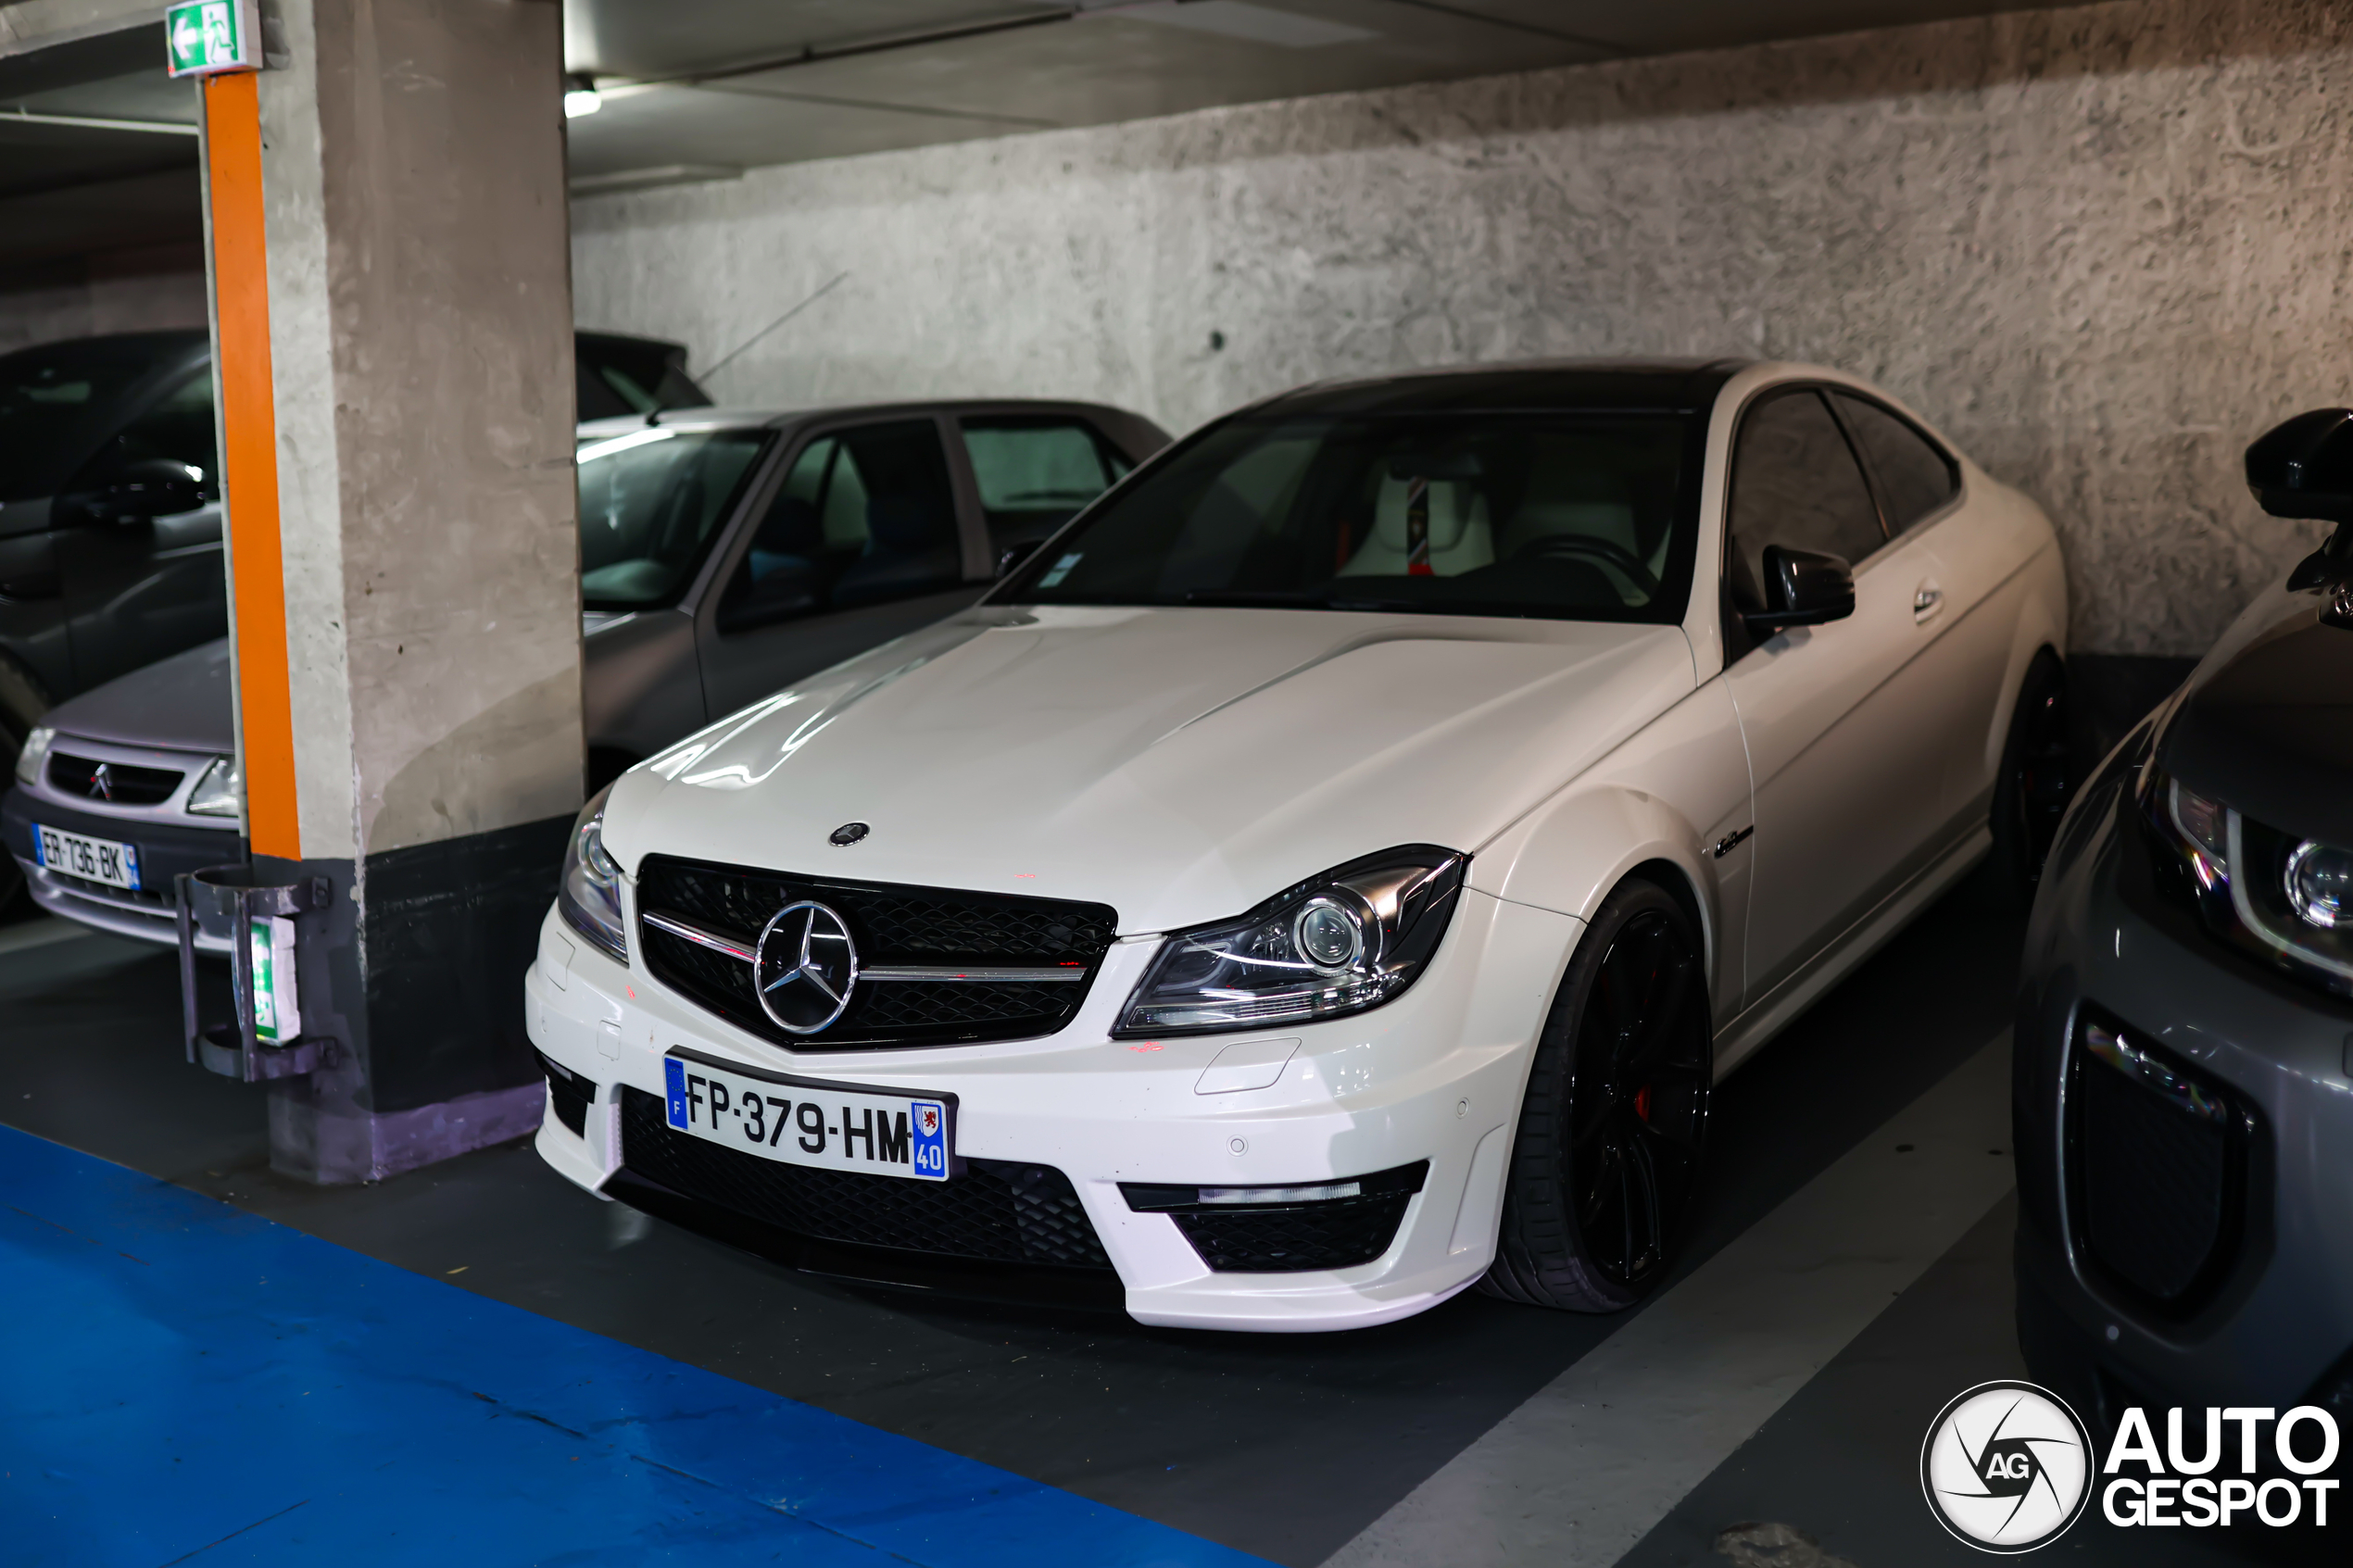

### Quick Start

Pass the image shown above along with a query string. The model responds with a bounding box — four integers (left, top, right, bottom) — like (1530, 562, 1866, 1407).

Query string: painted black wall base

(252, 813, 567, 1184)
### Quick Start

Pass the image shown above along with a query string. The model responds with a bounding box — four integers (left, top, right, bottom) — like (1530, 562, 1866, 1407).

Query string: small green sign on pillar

(165, 0, 261, 79)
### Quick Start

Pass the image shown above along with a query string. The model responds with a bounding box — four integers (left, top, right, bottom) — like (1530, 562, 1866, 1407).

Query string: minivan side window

(960, 417, 1126, 553)
(66, 371, 220, 499)
(723, 419, 964, 631)
(1831, 393, 1958, 534)
(1726, 388, 1885, 610)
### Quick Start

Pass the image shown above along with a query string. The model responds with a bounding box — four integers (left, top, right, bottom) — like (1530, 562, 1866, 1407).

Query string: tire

(1483, 878, 1713, 1312)
(0, 655, 51, 918)
(1988, 648, 2070, 906)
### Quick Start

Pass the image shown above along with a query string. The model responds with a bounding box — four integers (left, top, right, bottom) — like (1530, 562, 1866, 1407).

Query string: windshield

(577, 426, 769, 608)
(0, 337, 190, 503)
(1000, 411, 1699, 621)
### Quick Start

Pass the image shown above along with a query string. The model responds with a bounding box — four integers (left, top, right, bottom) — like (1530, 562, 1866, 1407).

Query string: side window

(960, 418, 1121, 552)
(1726, 389, 1884, 608)
(722, 420, 963, 631)
(68, 371, 219, 499)
(1832, 393, 1957, 534)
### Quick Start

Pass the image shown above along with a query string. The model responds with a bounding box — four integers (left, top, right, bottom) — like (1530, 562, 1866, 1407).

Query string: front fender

(1466, 676, 1751, 1023)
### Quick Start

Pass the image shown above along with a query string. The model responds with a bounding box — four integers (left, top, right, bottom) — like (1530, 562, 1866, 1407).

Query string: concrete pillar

(198, 0, 581, 1181)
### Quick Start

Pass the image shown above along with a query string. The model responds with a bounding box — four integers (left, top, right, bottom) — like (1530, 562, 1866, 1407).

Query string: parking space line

(1320, 1031, 2016, 1568)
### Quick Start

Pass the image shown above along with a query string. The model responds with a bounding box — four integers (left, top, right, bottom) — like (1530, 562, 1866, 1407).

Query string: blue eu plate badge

(664, 1057, 689, 1129)
(910, 1099, 949, 1180)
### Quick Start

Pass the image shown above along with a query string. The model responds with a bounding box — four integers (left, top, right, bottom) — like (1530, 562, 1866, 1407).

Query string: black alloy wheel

(1990, 648, 2070, 904)
(1485, 879, 1712, 1312)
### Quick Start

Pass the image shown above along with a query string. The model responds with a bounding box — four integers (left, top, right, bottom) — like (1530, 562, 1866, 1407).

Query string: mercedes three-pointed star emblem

(753, 900, 859, 1035)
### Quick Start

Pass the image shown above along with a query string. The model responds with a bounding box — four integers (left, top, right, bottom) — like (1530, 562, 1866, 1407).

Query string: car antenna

(698, 270, 849, 391)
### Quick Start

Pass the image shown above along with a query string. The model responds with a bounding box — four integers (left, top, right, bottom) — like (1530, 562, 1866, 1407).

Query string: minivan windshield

(577, 426, 769, 608)
(0, 337, 187, 502)
(1000, 412, 1699, 622)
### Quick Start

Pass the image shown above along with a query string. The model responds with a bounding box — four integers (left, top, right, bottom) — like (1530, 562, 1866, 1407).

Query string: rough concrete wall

(0, 247, 207, 354)
(572, 0, 2353, 658)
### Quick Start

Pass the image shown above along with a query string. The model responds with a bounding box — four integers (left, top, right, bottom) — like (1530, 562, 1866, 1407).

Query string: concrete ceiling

(0, 0, 2083, 269)
(0, 25, 198, 278)
(556, 0, 2088, 189)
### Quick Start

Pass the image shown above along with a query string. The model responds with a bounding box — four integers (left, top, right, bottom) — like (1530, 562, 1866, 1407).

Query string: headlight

(558, 784, 628, 963)
(1114, 847, 1466, 1036)
(2286, 840, 2353, 929)
(2142, 765, 2353, 996)
(14, 724, 53, 787)
(184, 756, 242, 817)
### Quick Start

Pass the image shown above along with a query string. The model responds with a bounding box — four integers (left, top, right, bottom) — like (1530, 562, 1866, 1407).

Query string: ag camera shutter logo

(1920, 1381, 2094, 1552)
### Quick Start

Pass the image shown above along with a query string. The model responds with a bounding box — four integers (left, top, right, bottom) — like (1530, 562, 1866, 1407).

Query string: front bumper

(1, 787, 243, 951)
(2014, 737, 2353, 1412)
(525, 884, 1579, 1332)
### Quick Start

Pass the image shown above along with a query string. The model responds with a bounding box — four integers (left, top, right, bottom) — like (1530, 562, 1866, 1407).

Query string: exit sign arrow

(164, 0, 261, 79)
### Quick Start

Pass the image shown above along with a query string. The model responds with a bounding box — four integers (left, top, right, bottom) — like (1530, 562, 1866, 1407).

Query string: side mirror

(996, 538, 1045, 580)
(1743, 545, 1855, 635)
(65, 459, 209, 525)
(2247, 409, 2353, 522)
(2249, 409, 2353, 590)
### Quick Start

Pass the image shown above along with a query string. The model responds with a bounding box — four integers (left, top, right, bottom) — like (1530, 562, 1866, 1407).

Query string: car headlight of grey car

(1115, 847, 1466, 1036)
(559, 784, 629, 963)
(2143, 765, 2353, 996)
(184, 756, 242, 817)
(14, 725, 53, 786)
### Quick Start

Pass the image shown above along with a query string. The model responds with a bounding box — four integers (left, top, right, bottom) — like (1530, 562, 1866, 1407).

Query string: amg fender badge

(829, 822, 870, 847)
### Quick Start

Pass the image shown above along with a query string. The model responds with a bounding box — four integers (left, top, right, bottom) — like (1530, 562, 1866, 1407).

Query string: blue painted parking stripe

(0, 1124, 1270, 1568)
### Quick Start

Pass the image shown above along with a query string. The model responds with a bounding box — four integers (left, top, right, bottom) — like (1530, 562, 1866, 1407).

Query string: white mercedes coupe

(527, 359, 2069, 1332)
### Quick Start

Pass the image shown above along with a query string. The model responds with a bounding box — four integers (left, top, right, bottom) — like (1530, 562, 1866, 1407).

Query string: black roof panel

(1254, 358, 1752, 418)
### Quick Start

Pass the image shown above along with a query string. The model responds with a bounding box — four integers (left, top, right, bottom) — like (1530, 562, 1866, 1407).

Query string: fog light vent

(538, 1050, 595, 1138)
(1121, 1161, 1426, 1273)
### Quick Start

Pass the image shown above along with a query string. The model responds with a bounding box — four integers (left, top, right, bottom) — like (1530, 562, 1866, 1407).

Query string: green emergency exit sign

(165, 0, 260, 79)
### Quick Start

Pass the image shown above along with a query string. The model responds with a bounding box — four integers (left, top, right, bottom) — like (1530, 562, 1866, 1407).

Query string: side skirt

(1711, 822, 1992, 1078)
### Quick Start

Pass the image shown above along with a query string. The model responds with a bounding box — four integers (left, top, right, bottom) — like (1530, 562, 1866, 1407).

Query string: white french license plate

(32, 822, 141, 891)
(662, 1050, 953, 1182)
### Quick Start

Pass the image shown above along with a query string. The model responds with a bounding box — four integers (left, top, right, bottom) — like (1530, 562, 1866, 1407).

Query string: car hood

(604, 606, 1696, 935)
(37, 613, 639, 761)
(46, 637, 234, 754)
(2161, 578, 2353, 847)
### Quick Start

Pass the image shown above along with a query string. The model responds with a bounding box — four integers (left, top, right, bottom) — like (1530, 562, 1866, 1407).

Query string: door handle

(1913, 582, 1944, 623)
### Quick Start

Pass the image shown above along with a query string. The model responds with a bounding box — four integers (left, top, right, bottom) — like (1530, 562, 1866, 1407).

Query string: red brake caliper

(1633, 1085, 1653, 1123)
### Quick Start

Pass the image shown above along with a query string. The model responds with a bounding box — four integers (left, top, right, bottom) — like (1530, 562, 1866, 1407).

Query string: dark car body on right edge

(2015, 408, 2353, 1425)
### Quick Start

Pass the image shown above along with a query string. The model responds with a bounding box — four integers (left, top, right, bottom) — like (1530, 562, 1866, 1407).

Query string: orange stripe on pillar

(202, 72, 299, 861)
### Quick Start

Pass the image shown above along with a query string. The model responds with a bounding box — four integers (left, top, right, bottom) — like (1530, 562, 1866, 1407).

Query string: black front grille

(635, 854, 1117, 1050)
(48, 752, 183, 806)
(2069, 1009, 2256, 1316)
(619, 1086, 1112, 1271)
